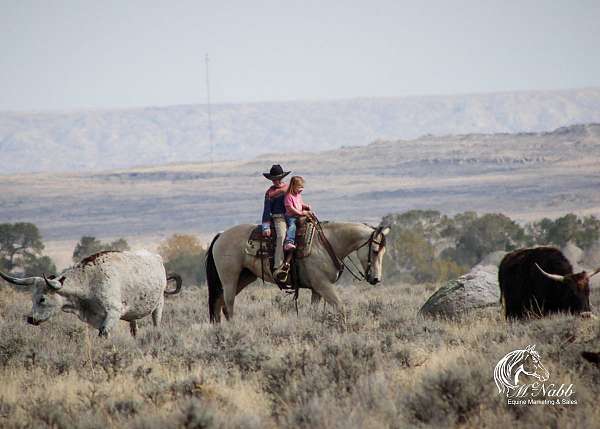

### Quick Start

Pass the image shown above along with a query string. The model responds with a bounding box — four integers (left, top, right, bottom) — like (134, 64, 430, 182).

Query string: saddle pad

(295, 218, 316, 259)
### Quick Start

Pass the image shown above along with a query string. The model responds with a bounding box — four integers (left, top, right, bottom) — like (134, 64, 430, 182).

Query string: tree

(578, 215, 600, 249)
(72, 236, 130, 263)
(109, 238, 130, 252)
(453, 213, 526, 267)
(548, 214, 581, 247)
(382, 210, 452, 243)
(383, 228, 466, 284)
(23, 255, 57, 277)
(158, 234, 206, 286)
(72, 236, 103, 263)
(0, 223, 44, 271)
(525, 214, 600, 250)
(0, 222, 57, 278)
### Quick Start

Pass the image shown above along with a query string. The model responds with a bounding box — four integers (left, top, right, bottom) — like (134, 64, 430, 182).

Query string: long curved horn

(535, 263, 565, 283)
(0, 270, 38, 286)
(588, 267, 600, 278)
(43, 274, 62, 290)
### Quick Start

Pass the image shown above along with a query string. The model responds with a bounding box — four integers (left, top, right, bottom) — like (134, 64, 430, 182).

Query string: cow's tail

(206, 233, 223, 323)
(165, 273, 183, 295)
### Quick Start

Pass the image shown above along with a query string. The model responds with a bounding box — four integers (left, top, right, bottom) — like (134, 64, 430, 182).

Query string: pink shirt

(284, 192, 304, 217)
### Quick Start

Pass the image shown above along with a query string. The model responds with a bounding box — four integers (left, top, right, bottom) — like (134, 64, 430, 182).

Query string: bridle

(311, 216, 386, 283)
(340, 225, 386, 283)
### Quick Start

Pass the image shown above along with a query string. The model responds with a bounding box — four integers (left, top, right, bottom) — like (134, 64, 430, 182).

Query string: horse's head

(356, 226, 390, 285)
(520, 345, 549, 383)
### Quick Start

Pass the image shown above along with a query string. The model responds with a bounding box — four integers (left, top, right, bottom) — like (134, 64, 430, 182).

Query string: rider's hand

(263, 229, 272, 237)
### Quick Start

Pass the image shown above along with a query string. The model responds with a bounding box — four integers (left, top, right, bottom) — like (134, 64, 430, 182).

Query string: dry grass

(0, 281, 599, 428)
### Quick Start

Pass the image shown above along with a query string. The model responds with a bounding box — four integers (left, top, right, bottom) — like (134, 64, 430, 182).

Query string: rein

(312, 215, 384, 283)
(311, 215, 345, 281)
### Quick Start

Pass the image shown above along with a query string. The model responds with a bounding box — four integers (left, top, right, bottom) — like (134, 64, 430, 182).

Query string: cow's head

(0, 271, 66, 325)
(535, 263, 598, 313)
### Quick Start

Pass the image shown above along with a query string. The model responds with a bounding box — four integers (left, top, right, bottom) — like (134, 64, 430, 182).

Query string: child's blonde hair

(287, 176, 305, 195)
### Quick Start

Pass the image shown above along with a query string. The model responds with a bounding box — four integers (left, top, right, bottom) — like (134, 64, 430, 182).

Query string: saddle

(244, 216, 316, 287)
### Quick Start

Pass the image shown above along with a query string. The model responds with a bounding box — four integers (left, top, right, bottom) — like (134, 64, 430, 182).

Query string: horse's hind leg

(213, 296, 224, 322)
(221, 268, 242, 320)
(219, 270, 255, 321)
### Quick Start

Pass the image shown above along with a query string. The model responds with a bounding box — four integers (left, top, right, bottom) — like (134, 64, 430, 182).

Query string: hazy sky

(1, 0, 599, 111)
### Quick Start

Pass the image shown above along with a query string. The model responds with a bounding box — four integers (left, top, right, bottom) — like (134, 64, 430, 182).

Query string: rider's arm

(284, 195, 304, 217)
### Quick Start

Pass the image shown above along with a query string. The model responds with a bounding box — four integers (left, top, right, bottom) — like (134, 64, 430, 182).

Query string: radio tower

(205, 54, 214, 164)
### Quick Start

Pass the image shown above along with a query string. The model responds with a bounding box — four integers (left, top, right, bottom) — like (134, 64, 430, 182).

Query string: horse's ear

(381, 227, 391, 236)
(526, 345, 535, 352)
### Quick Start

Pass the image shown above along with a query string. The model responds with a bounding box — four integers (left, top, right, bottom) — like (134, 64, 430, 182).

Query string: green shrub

(159, 234, 206, 286)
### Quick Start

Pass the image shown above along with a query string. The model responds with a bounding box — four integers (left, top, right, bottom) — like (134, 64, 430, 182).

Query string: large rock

(562, 242, 584, 271)
(477, 251, 507, 269)
(419, 268, 500, 318)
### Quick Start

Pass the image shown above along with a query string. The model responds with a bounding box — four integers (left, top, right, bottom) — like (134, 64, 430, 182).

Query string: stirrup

(275, 263, 290, 283)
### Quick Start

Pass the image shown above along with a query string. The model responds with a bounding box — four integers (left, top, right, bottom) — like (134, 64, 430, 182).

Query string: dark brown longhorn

(499, 247, 593, 319)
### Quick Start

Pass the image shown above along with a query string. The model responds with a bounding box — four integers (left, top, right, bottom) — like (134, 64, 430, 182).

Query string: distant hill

(1, 88, 600, 174)
(2, 123, 600, 244)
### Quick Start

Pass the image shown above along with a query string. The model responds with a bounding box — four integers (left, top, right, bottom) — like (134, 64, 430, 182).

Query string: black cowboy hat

(263, 164, 291, 180)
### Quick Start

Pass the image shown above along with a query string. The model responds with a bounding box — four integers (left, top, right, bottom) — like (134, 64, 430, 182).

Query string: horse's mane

(494, 348, 529, 394)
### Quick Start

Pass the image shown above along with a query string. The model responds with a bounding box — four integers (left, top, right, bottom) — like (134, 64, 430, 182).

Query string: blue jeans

(285, 216, 298, 243)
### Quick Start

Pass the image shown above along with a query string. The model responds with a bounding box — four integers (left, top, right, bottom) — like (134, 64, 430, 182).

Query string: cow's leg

(152, 295, 165, 327)
(99, 308, 121, 337)
(129, 320, 138, 337)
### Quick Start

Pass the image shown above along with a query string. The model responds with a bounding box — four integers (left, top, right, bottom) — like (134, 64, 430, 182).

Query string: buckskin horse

(205, 219, 390, 322)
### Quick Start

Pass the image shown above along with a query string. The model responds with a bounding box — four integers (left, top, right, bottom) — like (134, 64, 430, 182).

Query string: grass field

(0, 281, 599, 428)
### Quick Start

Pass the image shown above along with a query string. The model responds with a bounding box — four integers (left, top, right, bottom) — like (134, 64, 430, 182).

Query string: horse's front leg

(310, 282, 344, 319)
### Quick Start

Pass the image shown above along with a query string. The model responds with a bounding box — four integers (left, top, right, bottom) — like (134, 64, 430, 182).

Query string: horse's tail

(206, 233, 223, 323)
(164, 272, 183, 295)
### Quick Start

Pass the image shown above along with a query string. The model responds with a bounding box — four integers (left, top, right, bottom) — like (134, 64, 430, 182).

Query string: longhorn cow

(0, 250, 182, 337)
(498, 246, 598, 319)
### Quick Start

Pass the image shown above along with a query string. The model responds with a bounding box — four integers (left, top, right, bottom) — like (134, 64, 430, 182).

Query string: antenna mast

(205, 53, 214, 164)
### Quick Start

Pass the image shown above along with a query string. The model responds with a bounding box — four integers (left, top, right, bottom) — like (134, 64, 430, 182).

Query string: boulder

(562, 242, 584, 269)
(419, 267, 500, 318)
(477, 251, 507, 269)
